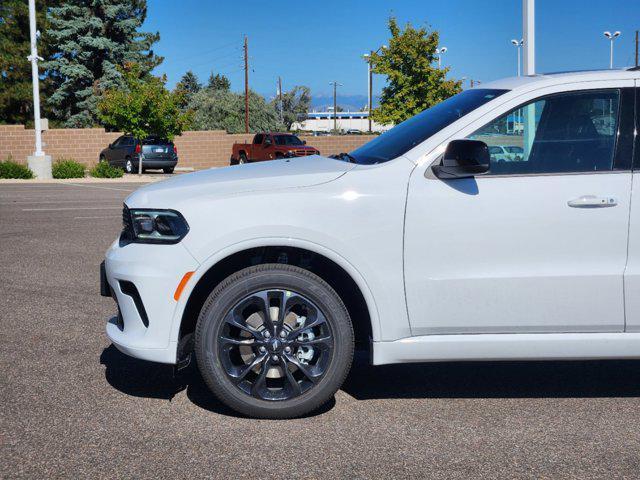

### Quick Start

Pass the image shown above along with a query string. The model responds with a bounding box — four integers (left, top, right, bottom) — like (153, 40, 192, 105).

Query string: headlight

(120, 205, 189, 245)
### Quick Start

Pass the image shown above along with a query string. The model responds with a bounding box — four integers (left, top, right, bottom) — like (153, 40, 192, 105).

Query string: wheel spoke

(224, 311, 262, 340)
(284, 353, 321, 383)
(250, 357, 271, 398)
(280, 358, 302, 395)
(252, 291, 276, 333)
(229, 353, 266, 383)
(219, 335, 256, 347)
(292, 334, 332, 350)
(286, 308, 328, 340)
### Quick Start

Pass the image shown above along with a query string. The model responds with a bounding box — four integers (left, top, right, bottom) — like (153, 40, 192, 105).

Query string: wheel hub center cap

(268, 339, 281, 353)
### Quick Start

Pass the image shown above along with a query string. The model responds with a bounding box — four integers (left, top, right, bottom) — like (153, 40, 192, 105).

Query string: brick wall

(0, 125, 375, 170)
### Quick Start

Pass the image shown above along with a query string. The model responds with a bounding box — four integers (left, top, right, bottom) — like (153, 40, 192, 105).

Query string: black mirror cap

(432, 139, 490, 179)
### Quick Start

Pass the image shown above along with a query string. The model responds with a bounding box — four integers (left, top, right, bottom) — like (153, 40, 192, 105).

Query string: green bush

(52, 158, 86, 179)
(0, 158, 34, 179)
(90, 160, 124, 178)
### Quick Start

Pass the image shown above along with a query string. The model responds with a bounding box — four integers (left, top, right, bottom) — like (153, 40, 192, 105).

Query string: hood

(125, 155, 354, 209)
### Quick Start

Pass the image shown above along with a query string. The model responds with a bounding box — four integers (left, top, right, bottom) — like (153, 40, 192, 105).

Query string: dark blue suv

(99, 135, 178, 174)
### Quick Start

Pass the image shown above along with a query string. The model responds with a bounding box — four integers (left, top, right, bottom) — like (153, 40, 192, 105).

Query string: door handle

(567, 195, 617, 208)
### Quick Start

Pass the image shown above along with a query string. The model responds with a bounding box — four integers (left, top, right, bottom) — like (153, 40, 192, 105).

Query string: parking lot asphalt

(1, 182, 639, 479)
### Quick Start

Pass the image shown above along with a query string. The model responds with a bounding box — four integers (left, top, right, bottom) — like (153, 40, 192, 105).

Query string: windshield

(274, 135, 304, 146)
(349, 89, 508, 164)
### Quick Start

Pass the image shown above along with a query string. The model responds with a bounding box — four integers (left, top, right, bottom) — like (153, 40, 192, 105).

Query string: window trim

(633, 87, 640, 170)
(465, 88, 632, 177)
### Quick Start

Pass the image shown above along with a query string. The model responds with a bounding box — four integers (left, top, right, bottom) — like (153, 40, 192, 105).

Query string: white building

(292, 111, 392, 133)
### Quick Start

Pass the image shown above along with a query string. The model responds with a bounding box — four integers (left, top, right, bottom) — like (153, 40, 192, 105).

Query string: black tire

(124, 157, 134, 173)
(163, 167, 174, 174)
(195, 264, 354, 419)
(239, 152, 248, 164)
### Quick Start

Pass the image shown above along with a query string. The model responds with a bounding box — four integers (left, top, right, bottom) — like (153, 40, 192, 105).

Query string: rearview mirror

(431, 139, 490, 179)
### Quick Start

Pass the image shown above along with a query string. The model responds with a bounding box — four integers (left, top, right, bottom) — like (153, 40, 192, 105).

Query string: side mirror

(108, 143, 113, 149)
(431, 139, 490, 179)
(302, 140, 307, 145)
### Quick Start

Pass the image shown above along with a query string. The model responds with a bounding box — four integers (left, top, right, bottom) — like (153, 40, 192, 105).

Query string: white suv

(101, 69, 640, 418)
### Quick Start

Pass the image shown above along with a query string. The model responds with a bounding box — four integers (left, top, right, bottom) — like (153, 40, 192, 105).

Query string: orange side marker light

(174, 271, 195, 301)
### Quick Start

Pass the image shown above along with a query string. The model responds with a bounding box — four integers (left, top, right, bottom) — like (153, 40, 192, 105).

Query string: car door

(404, 82, 635, 335)
(625, 83, 640, 332)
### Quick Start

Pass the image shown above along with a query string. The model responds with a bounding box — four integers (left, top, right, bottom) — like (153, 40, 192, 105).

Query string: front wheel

(195, 264, 354, 419)
(163, 167, 174, 174)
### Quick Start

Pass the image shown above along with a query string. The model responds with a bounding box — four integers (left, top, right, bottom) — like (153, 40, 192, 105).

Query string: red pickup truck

(230, 133, 320, 165)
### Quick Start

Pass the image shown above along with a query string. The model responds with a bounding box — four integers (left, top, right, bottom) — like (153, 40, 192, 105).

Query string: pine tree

(370, 17, 462, 125)
(174, 70, 201, 109)
(44, 0, 163, 127)
(0, 0, 60, 125)
(207, 73, 231, 91)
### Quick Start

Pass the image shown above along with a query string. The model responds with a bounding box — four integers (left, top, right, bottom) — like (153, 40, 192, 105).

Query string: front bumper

(102, 240, 199, 364)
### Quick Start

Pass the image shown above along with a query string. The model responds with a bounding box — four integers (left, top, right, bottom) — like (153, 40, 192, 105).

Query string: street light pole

(436, 47, 447, 68)
(26, 0, 51, 179)
(511, 39, 523, 76)
(603, 31, 621, 69)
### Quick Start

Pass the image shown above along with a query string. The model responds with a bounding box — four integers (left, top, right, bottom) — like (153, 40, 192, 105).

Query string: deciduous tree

(370, 17, 462, 125)
(97, 64, 192, 173)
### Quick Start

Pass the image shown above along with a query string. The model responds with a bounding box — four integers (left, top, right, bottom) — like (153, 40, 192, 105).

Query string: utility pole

(27, 0, 51, 179)
(278, 76, 283, 124)
(362, 46, 385, 133)
(244, 35, 249, 133)
(329, 81, 342, 132)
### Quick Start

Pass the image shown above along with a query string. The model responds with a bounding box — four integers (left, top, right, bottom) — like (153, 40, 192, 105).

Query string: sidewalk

(0, 172, 182, 185)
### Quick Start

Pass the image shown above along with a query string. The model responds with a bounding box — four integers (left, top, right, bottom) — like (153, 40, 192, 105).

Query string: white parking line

(61, 183, 138, 192)
(22, 206, 122, 211)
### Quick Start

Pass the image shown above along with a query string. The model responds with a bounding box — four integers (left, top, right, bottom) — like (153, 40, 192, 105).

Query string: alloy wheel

(217, 289, 334, 401)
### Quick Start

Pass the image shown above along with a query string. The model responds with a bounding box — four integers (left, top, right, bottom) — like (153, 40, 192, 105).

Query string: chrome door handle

(567, 195, 617, 208)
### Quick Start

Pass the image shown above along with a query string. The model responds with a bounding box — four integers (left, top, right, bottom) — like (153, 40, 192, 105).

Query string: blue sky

(146, 0, 639, 102)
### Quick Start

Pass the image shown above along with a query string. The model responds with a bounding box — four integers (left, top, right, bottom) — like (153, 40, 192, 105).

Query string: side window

(467, 89, 620, 175)
(123, 137, 135, 147)
(112, 136, 124, 147)
(253, 134, 264, 144)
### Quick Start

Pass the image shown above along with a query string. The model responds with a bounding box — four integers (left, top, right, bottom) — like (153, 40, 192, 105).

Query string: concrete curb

(0, 174, 173, 185)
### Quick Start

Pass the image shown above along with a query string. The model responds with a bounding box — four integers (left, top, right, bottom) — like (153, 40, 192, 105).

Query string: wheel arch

(174, 243, 379, 357)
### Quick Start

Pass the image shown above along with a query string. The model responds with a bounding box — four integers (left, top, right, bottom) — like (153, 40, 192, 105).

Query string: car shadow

(101, 346, 640, 419)
(342, 352, 640, 400)
(100, 344, 334, 418)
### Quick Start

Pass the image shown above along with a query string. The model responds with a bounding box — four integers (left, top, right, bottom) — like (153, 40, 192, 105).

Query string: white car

(102, 68, 640, 418)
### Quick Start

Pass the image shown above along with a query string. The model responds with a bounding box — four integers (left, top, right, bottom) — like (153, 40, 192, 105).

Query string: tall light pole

(27, 0, 51, 179)
(522, 0, 535, 75)
(603, 31, 621, 69)
(511, 39, 523, 76)
(329, 81, 342, 133)
(363, 45, 386, 133)
(435, 47, 447, 68)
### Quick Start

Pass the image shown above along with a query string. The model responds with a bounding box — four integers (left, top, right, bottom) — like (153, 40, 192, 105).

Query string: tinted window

(253, 134, 264, 144)
(468, 89, 620, 174)
(122, 137, 135, 146)
(349, 89, 508, 164)
(112, 136, 124, 147)
(274, 135, 304, 146)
